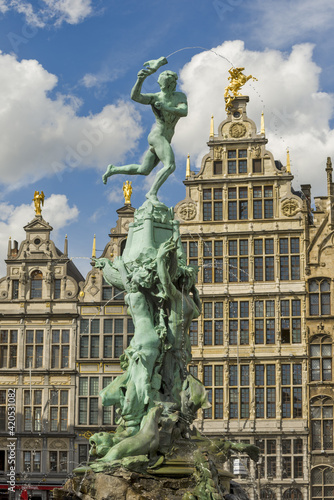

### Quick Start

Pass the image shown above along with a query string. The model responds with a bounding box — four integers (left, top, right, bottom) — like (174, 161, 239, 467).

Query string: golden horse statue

(224, 67, 257, 111)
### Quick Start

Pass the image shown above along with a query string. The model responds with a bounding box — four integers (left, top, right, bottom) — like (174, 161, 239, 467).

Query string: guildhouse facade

(0, 214, 84, 498)
(175, 95, 312, 500)
(0, 93, 334, 500)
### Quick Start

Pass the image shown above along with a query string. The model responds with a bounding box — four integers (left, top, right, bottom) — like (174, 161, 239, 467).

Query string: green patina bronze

(70, 59, 259, 498)
(102, 57, 187, 202)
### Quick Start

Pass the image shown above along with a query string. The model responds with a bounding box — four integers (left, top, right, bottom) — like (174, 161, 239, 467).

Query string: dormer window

(228, 149, 247, 174)
(31, 270, 43, 299)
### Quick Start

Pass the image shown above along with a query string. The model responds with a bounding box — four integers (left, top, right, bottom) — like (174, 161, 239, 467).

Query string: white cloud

(43, 0, 93, 25)
(174, 41, 334, 197)
(0, 194, 78, 276)
(0, 51, 143, 188)
(248, 0, 334, 47)
(0, 0, 93, 26)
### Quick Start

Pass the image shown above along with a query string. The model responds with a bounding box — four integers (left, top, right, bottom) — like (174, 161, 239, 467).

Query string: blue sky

(0, 0, 334, 276)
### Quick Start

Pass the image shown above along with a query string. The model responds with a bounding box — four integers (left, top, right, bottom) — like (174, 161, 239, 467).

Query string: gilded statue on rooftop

(123, 181, 133, 205)
(33, 191, 45, 216)
(224, 67, 257, 112)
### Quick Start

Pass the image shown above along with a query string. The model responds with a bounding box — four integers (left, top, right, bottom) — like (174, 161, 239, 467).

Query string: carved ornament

(281, 199, 299, 217)
(49, 439, 67, 450)
(214, 147, 223, 160)
(178, 202, 197, 221)
(229, 123, 246, 138)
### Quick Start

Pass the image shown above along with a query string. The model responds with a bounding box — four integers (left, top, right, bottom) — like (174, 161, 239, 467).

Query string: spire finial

(261, 111, 265, 135)
(92, 234, 96, 259)
(286, 149, 291, 173)
(186, 154, 191, 178)
(64, 234, 68, 256)
(210, 115, 214, 138)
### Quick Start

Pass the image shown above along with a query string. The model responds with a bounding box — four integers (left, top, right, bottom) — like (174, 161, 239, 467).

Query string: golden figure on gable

(224, 67, 258, 112)
(123, 181, 133, 205)
(33, 191, 45, 216)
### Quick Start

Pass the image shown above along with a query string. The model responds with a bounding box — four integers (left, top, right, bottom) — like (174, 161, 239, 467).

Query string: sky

(0, 0, 334, 277)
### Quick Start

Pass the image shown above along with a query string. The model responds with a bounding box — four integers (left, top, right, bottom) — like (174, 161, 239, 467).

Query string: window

(255, 364, 276, 418)
(228, 187, 248, 220)
(25, 330, 44, 368)
(49, 451, 68, 472)
(78, 377, 100, 425)
(202, 240, 223, 283)
(213, 160, 222, 175)
(102, 277, 112, 301)
(102, 377, 114, 425)
(311, 396, 334, 450)
(281, 299, 301, 343)
(30, 270, 43, 298)
(182, 240, 199, 281)
(254, 238, 274, 281)
(255, 301, 275, 344)
(202, 188, 223, 221)
(50, 390, 68, 432)
(0, 390, 6, 431)
(228, 240, 249, 282)
(0, 330, 18, 368)
(189, 365, 198, 378)
(189, 321, 198, 346)
(280, 237, 300, 280)
(203, 365, 224, 419)
(51, 330, 70, 368)
(54, 279, 61, 299)
(203, 302, 224, 345)
(229, 365, 249, 418)
(229, 301, 249, 345)
(282, 364, 302, 418)
(260, 488, 276, 500)
(78, 444, 89, 465)
(12, 280, 19, 299)
(311, 466, 334, 500)
(253, 186, 273, 219)
(227, 149, 248, 174)
(24, 390, 42, 431)
(255, 439, 277, 480)
(282, 488, 302, 500)
(310, 335, 332, 382)
(282, 438, 304, 479)
(253, 158, 262, 173)
(79, 319, 100, 359)
(23, 450, 41, 472)
(309, 279, 331, 315)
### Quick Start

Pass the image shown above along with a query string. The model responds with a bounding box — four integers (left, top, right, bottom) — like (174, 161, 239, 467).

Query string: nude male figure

(102, 57, 188, 202)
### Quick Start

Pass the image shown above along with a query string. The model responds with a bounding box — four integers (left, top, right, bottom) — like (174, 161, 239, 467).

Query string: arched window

(311, 466, 334, 499)
(310, 335, 332, 382)
(309, 279, 331, 316)
(282, 488, 302, 500)
(311, 396, 334, 450)
(30, 270, 43, 299)
(260, 488, 276, 500)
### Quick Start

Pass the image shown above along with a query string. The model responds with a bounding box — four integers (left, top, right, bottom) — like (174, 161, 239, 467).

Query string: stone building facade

(175, 95, 312, 500)
(0, 94, 333, 500)
(0, 215, 84, 498)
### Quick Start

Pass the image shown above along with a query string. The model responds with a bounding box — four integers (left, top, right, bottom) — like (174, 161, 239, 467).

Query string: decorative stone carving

(87, 285, 99, 297)
(281, 199, 299, 217)
(214, 147, 223, 160)
(49, 439, 67, 450)
(49, 375, 71, 385)
(229, 122, 246, 138)
(177, 202, 197, 221)
(23, 438, 42, 449)
(251, 145, 261, 157)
